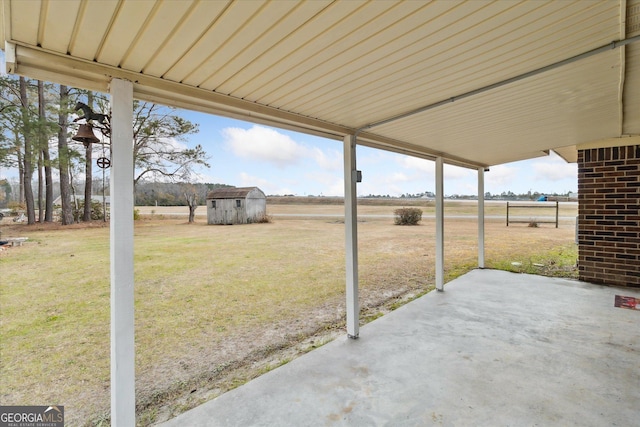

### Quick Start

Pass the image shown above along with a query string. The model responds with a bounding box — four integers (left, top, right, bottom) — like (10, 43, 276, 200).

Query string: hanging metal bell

(72, 123, 100, 147)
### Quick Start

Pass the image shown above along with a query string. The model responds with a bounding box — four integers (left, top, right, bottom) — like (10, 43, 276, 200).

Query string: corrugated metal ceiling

(2, 0, 639, 168)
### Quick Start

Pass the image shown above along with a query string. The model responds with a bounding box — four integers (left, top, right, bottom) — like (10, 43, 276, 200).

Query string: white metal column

(478, 167, 485, 268)
(435, 157, 444, 291)
(110, 78, 135, 426)
(344, 135, 359, 338)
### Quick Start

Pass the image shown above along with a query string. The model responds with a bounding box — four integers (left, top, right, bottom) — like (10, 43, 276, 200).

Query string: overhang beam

(4, 42, 488, 171)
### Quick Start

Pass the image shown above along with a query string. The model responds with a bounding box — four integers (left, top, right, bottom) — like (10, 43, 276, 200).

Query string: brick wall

(577, 145, 640, 287)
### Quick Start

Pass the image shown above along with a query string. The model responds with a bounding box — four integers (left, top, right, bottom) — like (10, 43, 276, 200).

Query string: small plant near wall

(528, 218, 539, 228)
(394, 207, 423, 225)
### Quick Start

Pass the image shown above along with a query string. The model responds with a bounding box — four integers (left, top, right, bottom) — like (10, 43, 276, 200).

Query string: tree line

(0, 76, 210, 224)
(134, 182, 231, 206)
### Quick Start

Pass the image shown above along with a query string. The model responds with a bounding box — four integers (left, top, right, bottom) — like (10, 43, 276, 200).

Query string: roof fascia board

(9, 43, 487, 170)
(140, 81, 487, 168)
(577, 135, 640, 150)
(133, 80, 350, 138)
(135, 85, 351, 142)
(355, 133, 487, 169)
(552, 146, 578, 163)
(9, 43, 111, 91)
(11, 43, 349, 133)
(3, 41, 15, 73)
(488, 150, 551, 165)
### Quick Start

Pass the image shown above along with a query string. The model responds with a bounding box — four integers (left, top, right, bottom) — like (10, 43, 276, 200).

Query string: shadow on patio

(160, 269, 639, 426)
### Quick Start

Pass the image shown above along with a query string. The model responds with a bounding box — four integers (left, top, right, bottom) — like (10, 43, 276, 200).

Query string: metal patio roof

(2, 0, 639, 168)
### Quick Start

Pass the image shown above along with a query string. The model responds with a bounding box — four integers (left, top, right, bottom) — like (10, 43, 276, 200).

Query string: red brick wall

(577, 145, 640, 287)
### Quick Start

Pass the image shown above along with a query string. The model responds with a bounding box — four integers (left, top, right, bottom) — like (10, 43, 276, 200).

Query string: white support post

(344, 135, 359, 338)
(109, 78, 135, 427)
(435, 157, 444, 291)
(478, 167, 485, 269)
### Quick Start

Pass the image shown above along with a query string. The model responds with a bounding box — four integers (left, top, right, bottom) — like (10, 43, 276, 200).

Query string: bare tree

(82, 93, 96, 221)
(58, 84, 74, 224)
(182, 183, 204, 223)
(2, 77, 57, 222)
(1, 77, 26, 205)
(132, 101, 208, 185)
(38, 80, 54, 222)
(184, 189, 197, 223)
(19, 77, 36, 224)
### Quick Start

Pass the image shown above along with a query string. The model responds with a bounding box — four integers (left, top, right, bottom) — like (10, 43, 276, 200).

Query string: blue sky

(182, 109, 577, 197)
(0, 51, 577, 197)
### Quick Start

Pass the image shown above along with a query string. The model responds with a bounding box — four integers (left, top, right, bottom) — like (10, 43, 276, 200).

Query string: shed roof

(3, 0, 639, 167)
(206, 187, 264, 200)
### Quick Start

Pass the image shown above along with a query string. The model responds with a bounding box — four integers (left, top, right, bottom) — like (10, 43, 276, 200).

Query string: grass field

(0, 200, 578, 425)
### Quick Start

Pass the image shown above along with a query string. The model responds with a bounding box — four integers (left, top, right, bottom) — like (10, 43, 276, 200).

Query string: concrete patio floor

(160, 269, 639, 426)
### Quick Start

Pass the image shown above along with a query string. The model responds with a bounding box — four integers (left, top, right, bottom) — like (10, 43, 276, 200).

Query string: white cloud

(326, 178, 345, 197)
(400, 156, 432, 173)
(444, 164, 475, 180)
(136, 137, 189, 167)
(222, 125, 342, 172)
(238, 172, 302, 195)
(358, 171, 417, 197)
(486, 164, 518, 187)
(239, 172, 269, 187)
(310, 147, 341, 171)
(191, 172, 209, 183)
(305, 170, 340, 185)
(390, 172, 410, 182)
(164, 137, 189, 151)
(532, 158, 576, 182)
(300, 170, 344, 196)
(223, 125, 306, 168)
(398, 156, 475, 180)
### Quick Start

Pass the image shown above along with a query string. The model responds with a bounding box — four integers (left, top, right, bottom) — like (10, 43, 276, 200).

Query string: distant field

(0, 199, 577, 425)
(138, 198, 578, 221)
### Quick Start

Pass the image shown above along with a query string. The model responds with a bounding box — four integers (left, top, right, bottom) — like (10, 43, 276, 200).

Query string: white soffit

(373, 51, 622, 166)
(624, 0, 640, 135)
(2, 0, 638, 168)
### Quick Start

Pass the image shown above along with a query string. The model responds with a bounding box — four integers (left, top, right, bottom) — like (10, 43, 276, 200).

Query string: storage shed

(206, 187, 266, 225)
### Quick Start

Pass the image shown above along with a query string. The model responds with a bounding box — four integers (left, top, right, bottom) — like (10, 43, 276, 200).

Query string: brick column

(577, 145, 640, 287)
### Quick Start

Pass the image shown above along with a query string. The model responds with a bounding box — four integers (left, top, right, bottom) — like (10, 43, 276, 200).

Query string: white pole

(344, 135, 359, 338)
(478, 167, 485, 268)
(435, 157, 444, 291)
(109, 78, 135, 427)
